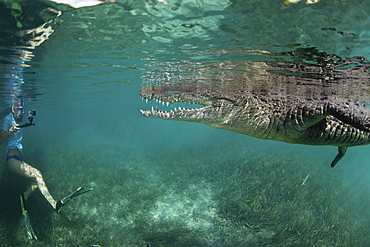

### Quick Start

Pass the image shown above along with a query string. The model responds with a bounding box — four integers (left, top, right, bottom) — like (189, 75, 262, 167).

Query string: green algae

(0, 138, 369, 246)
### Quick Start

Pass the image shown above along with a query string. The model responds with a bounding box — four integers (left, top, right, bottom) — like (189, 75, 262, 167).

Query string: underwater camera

(19, 110, 36, 128)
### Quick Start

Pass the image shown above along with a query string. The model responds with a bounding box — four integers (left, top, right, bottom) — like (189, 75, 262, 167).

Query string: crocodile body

(140, 50, 370, 167)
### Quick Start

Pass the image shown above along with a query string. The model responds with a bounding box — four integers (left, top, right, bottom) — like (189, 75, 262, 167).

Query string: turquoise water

(1, 0, 370, 246)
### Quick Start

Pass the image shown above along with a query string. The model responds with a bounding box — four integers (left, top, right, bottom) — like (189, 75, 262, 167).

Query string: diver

(0, 98, 91, 240)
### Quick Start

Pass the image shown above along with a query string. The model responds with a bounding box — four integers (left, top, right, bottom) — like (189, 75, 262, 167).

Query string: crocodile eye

(306, 0, 319, 4)
(364, 121, 370, 131)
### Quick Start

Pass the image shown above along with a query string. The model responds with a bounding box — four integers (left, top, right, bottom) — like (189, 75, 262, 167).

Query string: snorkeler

(0, 98, 60, 210)
(0, 98, 92, 239)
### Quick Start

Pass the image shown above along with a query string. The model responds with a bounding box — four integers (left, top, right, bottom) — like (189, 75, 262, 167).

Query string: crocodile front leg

(330, 147, 348, 168)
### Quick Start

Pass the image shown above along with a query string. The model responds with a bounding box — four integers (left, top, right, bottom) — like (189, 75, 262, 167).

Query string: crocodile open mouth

(139, 92, 209, 119)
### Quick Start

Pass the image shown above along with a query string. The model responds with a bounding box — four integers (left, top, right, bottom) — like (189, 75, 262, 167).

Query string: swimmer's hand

(9, 124, 20, 133)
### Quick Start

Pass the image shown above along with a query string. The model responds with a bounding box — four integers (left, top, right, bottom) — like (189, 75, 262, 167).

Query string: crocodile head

(140, 83, 241, 127)
(139, 60, 317, 128)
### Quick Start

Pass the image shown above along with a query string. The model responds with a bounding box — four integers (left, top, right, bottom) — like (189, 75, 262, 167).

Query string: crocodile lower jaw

(140, 94, 210, 119)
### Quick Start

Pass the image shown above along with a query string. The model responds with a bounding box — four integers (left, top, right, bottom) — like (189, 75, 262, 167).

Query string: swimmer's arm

(0, 125, 19, 145)
(0, 129, 10, 145)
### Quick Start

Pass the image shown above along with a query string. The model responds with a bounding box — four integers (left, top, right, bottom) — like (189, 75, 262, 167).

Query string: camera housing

(18, 110, 36, 128)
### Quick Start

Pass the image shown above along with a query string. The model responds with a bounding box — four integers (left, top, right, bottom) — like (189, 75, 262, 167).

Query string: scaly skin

(140, 52, 370, 167)
(140, 88, 370, 167)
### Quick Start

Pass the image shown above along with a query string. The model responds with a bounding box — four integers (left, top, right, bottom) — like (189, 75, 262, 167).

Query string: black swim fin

(56, 187, 93, 213)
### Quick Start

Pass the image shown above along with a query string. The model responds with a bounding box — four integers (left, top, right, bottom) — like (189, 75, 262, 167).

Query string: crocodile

(140, 50, 370, 167)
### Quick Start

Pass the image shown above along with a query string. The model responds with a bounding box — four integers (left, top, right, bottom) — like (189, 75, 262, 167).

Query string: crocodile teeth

(140, 95, 201, 117)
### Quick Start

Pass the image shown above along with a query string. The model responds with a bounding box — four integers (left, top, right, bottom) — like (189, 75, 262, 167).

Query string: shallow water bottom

(0, 134, 369, 247)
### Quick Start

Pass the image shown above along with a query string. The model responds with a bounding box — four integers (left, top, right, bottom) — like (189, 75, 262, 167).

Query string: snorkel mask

(11, 97, 24, 120)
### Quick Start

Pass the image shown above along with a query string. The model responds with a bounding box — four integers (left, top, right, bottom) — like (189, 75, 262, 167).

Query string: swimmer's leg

(7, 157, 57, 210)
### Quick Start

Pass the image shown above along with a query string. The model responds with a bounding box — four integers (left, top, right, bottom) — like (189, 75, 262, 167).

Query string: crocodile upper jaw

(140, 91, 234, 124)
